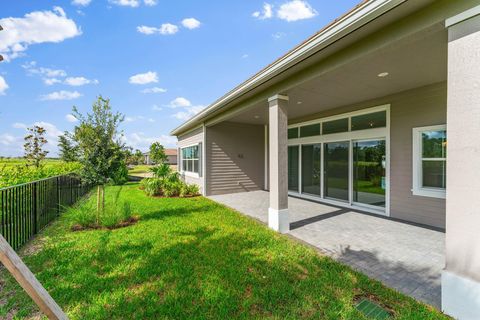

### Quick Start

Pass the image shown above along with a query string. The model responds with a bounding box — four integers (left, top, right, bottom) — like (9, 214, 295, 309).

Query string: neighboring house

(171, 1, 480, 319)
(143, 149, 178, 165)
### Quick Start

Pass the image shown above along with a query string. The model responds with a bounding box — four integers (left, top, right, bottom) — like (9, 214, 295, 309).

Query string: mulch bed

(71, 216, 140, 232)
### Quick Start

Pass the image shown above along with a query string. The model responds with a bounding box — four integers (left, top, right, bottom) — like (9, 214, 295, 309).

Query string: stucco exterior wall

(205, 122, 265, 196)
(291, 82, 447, 228)
(177, 127, 204, 193)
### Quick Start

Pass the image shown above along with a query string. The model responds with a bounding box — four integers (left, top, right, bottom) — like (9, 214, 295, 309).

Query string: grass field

(0, 183, 448, 319)
(0, 158, 82, 188)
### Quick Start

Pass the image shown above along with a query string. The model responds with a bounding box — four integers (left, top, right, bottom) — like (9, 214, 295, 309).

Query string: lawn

(0, 183, 448, 319)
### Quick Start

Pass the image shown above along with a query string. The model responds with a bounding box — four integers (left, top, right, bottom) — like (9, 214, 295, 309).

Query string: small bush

(140, 177, 199, 198)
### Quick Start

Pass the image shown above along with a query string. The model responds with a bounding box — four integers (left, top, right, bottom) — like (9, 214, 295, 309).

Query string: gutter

(170, 0, 406, 136)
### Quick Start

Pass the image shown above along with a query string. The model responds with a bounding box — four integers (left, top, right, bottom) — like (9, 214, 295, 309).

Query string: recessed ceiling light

(297, 101, 303, 105)
(377, 72, 389, 78)
(254, 115, 260, 119)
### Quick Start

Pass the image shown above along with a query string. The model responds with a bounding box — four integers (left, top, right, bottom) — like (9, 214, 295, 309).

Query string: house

(171, 1, 480, 318)
(143, 149, 178, 165)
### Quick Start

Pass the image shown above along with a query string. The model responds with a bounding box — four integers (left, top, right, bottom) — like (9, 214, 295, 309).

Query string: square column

(443, 7, 480, 319)
(268, 94, 289, 233)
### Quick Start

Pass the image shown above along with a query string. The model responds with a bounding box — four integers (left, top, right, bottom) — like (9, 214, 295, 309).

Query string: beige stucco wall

(205, 122, 265, 196)
(291, 82, 447, 228)
(177, 126, 204, 193)
(446, 13, 480, 283)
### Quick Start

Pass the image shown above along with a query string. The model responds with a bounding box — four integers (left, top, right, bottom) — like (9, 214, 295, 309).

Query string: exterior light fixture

(297, 101, 303, 105)
(377, 72, 389, 78)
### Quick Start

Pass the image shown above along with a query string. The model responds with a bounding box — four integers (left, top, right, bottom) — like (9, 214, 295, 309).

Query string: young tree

(58, 132, 79, 162)
(134, 149, 144, 165)
(149, 142, 168, 164)
(72, 96, 125, 223)
(23, 125, 49, 168)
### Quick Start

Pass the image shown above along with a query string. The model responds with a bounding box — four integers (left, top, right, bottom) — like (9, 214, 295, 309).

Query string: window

(351, 111, 386, 131)
(300, 123, 320, 137)
(322, 118, 349, 134)
(182, 145, 200, 174)
(412, 125, 446, 198)
(288, 128, 299, 139)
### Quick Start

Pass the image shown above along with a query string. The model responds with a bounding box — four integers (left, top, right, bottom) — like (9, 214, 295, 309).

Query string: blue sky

(0, 0, 359, 157)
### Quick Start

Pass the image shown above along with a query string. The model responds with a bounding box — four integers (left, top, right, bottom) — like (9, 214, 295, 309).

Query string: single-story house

(171, 0, 480, 318)
(143, 149, 178, 165)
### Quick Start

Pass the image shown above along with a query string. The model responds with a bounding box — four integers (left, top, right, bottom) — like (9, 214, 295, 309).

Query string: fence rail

(0, 174, 91, 250)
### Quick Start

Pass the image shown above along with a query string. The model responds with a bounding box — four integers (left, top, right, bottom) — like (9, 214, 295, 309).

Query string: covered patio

(209, 191, 445, 308)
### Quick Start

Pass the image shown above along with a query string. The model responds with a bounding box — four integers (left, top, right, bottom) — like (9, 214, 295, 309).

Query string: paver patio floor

(209, 190, 445, 308)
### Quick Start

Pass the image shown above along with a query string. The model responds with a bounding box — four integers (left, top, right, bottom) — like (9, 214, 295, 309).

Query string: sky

(0, 0, 360, 157)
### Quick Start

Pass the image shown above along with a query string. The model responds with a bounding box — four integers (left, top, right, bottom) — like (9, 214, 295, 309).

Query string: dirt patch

(71, 216, 140, 232)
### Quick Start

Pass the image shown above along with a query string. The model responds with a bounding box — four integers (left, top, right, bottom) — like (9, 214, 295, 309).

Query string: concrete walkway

(208, 190, 445, 308)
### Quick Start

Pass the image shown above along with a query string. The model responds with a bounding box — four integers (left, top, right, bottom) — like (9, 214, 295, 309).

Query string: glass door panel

(353, 140, 386, 207)
(288, 146, 299, 192)
(301, 144, 321, 195)
(324, 142, 349, 201)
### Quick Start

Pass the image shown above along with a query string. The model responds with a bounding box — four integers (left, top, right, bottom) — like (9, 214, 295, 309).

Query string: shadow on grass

(20, 222, 446, 320)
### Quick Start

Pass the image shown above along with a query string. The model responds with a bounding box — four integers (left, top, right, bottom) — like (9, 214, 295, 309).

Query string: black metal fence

(0, 175, 91, 250)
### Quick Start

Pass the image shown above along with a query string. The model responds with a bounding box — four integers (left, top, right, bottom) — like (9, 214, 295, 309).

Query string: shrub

(140, 177, 199, 198)
(140, 178, 164, 196)
(110, 163, 129, 185)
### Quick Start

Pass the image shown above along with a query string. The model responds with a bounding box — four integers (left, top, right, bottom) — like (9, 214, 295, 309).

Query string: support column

(443, 7, 480, 319)
(268, 94, 289, 233)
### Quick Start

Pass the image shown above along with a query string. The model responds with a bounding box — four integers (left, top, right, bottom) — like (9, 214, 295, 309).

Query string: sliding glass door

(288, 146, 299, 192)
(324, 142, 349, 201)
(353, 140, 386, 207)
(301, 144, 321, 195)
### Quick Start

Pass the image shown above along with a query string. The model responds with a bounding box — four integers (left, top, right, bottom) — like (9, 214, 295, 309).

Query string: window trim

(181, 144, 200, 177)
(412, 124, 447, 199)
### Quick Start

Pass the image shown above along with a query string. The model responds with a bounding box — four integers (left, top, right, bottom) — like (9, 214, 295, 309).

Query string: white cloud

(129, 71, 158, 85)
(40, 90, 82, 101)
(241, 54, 249, 59)
(22, 61, 67, 77)
(152, 104, 162, 111)
(12, 122, 27, 129)
(121, 132, 177, 150)
(167, 97, 205, 121)
(0, 7, 81, 61)
(72, 0, 92, 6)
(144, 0, 157, 6)
(6, 121, 63, 156)
(141, 87, 167, 94)
(182, 18, 201, 30)
(169, 97, 192, 108)
(64, 76, 99, 86)
(137, 23, 179, 35)
(277, 0, 317, 22)
(125, 115, 155, 123)
(43, 78, 62, 85)
(252, 3, 273, 20)
(0, 76, 9, 95)
(109, 0, 140, 7)
(65, 114, 78, 122)
(0, 133, 19, 146)
(272, 32, 286, 39)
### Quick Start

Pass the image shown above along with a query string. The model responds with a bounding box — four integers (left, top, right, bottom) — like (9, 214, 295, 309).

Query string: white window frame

(181, 144, 200, 177)
(286, 104, 390, 217)
(412, 124, 447, 199)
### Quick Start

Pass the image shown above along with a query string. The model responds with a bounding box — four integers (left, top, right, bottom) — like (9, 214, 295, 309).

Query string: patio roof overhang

(170, 0, 443, 136)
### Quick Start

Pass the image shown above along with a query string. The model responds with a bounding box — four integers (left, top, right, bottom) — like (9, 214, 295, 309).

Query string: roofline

(171, 0, 406, 136)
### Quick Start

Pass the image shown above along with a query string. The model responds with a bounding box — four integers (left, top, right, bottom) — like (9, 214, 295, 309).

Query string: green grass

(0, 183, 448, 319)
(128, 165, 154, 175)
(0, 158, 64, 168)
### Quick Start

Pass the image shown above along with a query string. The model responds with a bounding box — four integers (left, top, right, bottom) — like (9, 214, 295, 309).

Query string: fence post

(56, 177, 60, 216)
(33, 182, 38, 234)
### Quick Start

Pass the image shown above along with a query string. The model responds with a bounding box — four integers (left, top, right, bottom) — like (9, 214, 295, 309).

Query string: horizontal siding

(206, 122, 264, 196)
(177, 127, 204, 193)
